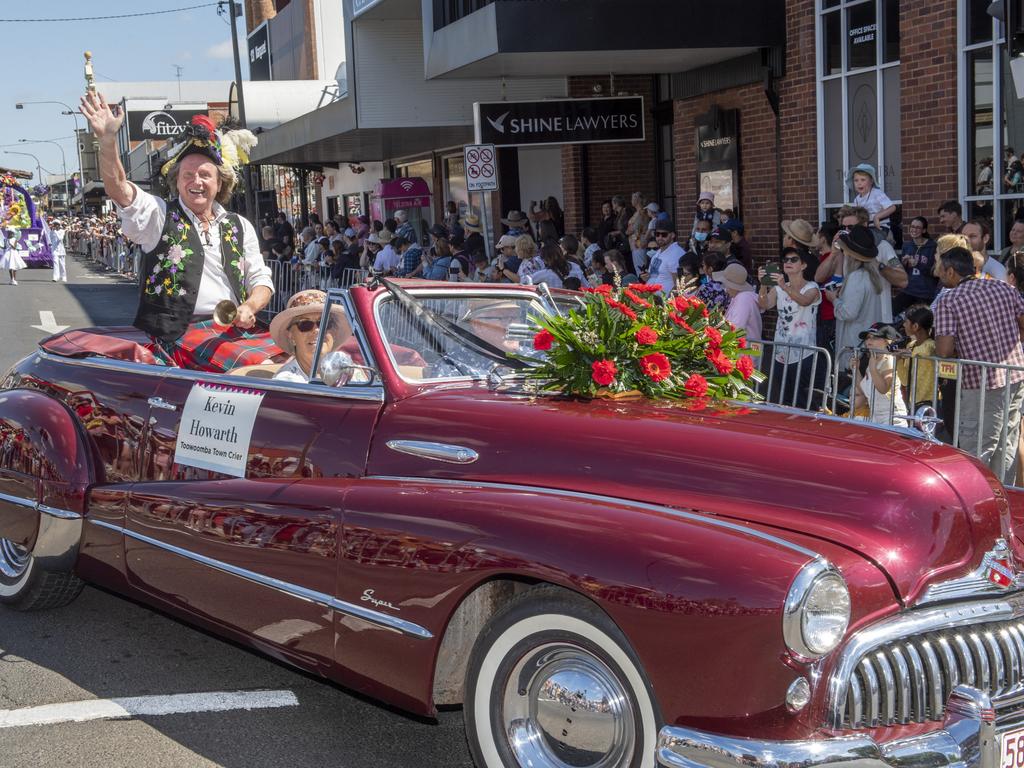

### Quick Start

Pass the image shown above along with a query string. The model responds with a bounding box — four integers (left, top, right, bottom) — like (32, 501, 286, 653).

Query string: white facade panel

(354, 19, 565, 129)
(516, 147, 564, 218)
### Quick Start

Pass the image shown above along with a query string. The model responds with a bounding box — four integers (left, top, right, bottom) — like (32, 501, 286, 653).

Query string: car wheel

(0, 538, 83, 611)
(465, 587, 659, 768)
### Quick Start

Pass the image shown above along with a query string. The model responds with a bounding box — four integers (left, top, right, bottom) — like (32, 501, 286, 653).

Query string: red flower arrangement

(522, 276, 764, 401)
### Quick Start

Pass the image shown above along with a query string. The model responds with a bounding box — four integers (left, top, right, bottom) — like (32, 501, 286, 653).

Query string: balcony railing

(433, 0, 494, 30)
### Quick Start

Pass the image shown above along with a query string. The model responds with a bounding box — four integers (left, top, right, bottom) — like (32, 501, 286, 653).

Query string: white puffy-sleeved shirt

(116, 183, 274, 314)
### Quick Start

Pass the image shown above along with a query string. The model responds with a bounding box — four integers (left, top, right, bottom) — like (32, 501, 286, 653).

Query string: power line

(0, 3, 218, 22)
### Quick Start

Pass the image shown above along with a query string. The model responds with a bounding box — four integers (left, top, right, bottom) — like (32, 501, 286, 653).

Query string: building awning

(249, 96, 473, 167)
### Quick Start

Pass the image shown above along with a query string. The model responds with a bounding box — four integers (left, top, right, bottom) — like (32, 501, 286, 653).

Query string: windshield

(374, 287, 577, 380)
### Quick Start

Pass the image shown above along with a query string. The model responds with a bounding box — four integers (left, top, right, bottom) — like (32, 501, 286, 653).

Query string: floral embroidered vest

(133, 202, 246, 342)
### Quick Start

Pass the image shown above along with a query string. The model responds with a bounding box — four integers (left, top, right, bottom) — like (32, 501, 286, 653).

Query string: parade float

(0, 170, 53, 268)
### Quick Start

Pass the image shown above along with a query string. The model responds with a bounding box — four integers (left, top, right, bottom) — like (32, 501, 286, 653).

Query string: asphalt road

(0, 255, 475, 768)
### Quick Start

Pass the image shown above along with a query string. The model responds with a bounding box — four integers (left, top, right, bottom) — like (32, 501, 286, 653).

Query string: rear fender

(0, 389, 96, 570)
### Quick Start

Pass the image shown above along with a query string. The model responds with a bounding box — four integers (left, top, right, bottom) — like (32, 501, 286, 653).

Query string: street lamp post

(15, 101, 86, 216)
(19, 139, 68, 213)
(4, 150, 42, 185)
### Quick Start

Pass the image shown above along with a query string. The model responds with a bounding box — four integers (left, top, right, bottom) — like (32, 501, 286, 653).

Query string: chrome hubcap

(0, 538, 30, 579)
(502, 643, 635, 768)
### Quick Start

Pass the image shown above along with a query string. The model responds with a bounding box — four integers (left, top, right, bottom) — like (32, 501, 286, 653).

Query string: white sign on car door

(173, 381, 265, 478)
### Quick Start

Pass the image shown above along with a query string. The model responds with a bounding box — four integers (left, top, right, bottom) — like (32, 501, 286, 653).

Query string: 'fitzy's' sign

(174, 382, 265, 477)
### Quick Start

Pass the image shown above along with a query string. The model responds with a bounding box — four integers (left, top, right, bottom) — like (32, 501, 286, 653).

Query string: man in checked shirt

(934, 246, 1024, 483)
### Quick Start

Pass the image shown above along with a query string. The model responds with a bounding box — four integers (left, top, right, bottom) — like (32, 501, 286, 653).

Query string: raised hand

(79, 91, 124, 141)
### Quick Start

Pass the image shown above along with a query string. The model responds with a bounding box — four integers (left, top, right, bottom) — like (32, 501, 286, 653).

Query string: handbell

(213, 299, 238, 328)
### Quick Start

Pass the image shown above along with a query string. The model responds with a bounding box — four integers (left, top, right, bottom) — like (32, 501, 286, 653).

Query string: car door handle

(147, 397, 177, 412)
(386, 440, 478, 464)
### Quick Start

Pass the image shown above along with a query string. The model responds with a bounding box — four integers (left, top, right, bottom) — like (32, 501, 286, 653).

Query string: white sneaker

(61, 278, 68, 283)
(11, 279, 18, 285)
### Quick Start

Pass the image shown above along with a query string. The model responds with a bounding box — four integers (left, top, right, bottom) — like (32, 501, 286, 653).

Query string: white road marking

(0, 689, 299, 729)
(30, 311, 69, 334)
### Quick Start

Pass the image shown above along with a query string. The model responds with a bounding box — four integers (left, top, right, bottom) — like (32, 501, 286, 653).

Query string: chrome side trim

(33, 349, 386, 404)
(363, 475, 821, 560)
(0, 493, 82, 571)
(825, 593, 1024, 728)
(0, 491, 36, 509)
(386, 440, 479, 464)
(38, 504, 84, 521)
(90, 519, 432, 640)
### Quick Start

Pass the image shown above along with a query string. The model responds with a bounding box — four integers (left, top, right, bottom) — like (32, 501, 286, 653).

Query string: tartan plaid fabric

(933, 277, 1024, 389)
(148, 320, 284, 372)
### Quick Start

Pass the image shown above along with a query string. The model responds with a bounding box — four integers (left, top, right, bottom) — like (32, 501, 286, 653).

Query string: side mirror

(319, 350, 376, 387)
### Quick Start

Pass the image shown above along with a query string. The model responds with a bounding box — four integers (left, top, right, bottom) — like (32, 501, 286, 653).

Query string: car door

(125, 367, 383, 672)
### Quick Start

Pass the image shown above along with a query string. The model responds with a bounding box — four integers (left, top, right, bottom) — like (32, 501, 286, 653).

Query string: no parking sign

(464, 144, 499, 192)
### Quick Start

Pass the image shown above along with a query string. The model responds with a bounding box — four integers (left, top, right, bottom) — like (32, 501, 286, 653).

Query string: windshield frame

(370, 286, 566, 385)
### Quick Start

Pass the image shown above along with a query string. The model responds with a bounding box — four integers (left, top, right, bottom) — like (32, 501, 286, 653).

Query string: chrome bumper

(658, 685, 1004, 768)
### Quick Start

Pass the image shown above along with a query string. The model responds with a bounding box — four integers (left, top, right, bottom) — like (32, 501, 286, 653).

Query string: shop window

(817, 0, 901, 214)
(960, 0, 1024, 250)
(443, 155, 469, 216)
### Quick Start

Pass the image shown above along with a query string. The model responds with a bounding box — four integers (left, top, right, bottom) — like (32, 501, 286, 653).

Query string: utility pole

(222, 0, 256, 222)
(173, 64, 184, 101)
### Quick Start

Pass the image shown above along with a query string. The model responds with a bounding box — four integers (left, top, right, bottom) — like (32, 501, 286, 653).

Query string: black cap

(429, 224, 449, 239)
(858, 322, 901, 341)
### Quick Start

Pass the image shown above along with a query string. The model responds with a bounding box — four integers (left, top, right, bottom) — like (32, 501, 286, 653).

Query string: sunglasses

(289, 318, 321, 333)
(783, 256, 803, 264)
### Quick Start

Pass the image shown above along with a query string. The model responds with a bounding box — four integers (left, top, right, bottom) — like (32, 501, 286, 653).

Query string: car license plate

(1002, 727, 1024, 768)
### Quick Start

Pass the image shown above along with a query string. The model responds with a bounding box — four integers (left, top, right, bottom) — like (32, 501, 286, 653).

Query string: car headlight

(783, 560, 851, 659)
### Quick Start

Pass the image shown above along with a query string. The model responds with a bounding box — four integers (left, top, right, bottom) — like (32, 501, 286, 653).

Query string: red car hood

(370, 389, 1014, 603)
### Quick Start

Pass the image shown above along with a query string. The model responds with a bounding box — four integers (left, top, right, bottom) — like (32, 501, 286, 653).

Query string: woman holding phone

(758, 247, 823, 409)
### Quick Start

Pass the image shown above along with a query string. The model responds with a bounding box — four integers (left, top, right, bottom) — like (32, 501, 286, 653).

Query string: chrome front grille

(841, 614, 1024, 728)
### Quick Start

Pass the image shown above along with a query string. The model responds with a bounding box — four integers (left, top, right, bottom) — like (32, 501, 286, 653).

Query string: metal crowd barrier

(263, 261, 370, 318)
(833, 345, 1024, 485)
(745, 339, 834, 411)
(70, 234, 141, 280)
(743, 337, 1024, 484)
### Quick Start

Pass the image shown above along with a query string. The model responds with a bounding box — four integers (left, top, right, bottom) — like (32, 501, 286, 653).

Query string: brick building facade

(560, 0, 964, 263)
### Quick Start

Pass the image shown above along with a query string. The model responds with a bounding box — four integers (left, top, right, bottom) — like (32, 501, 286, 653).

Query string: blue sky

(1, 1, 248, 183)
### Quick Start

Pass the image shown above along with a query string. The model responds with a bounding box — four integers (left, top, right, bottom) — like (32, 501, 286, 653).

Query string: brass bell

(213, 300, 238, 328)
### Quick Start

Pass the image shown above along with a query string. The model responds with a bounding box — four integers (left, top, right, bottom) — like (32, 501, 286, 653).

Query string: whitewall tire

(0, 538, 83, 610)
(465, 587, 659, 768)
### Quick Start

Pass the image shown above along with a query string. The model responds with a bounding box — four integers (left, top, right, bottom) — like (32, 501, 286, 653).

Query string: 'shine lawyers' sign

(474, 97, 645, 148)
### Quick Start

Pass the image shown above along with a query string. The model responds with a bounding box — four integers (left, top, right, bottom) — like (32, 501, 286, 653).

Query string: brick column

(899, 0, 958, 220)
(560, 75, 659, 233)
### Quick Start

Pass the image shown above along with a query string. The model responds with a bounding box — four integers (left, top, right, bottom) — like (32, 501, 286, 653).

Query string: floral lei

(147, 208, 193, 297)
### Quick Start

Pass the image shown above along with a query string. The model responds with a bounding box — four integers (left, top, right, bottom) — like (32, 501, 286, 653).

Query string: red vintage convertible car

(1, 279, 1024, 768)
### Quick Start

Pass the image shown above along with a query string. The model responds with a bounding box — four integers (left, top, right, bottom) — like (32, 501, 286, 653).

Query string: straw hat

(461, 213, 483, 233)
(781, 219, 816, 248)
(711, 263, 753, 293)
(269, 289, 349, 356)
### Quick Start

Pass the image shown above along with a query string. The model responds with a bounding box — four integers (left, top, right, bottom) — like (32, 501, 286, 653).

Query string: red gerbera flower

(707, 349, 734, 375)
(668, 312, 694, 333)
(672, 296, 692, 313)
(705, 326, 723, 349)
(604, 296, 638, 321)
(737, 337, 748, 349)
(737, 355, 755, 380)
(583, 283, 613, 295)
(631, 283, 662, 294)
(591, 359, 618, 387)
(623, 288, 652, 308)
(635, 326, 659, 345)
(685, 373, 709, 398)
(533, 329, 555, 351)
(639, 352, 672, 382)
